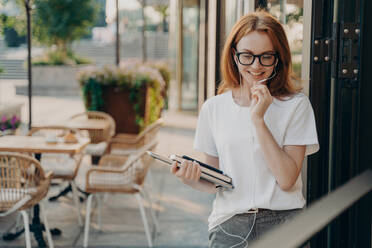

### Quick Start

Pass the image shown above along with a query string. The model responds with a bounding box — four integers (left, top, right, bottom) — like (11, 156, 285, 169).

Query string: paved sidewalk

(0, 81, 214, 247)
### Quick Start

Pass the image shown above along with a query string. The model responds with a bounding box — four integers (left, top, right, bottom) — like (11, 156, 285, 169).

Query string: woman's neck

(232, 81, 254, 106)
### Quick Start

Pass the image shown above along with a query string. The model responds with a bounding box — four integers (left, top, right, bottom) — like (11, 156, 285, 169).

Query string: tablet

(146, 151, 234, 190)
(146, 151, 181, 166)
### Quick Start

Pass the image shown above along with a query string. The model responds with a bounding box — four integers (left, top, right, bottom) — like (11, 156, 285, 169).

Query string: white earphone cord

(217, 212, 257, 248)
(256, 68, 277, 84)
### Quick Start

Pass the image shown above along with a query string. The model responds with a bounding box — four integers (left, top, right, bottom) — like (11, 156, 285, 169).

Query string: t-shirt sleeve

(193, 101, 218, 157)
(283, 96, 319, 156)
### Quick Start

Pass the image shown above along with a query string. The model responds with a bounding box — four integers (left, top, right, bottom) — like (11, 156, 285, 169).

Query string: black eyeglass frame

(235, 52, 279, 67)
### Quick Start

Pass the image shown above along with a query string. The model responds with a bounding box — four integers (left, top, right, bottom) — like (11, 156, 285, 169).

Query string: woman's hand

(251, 83, 273, 124)
(170, 159, 202, 185)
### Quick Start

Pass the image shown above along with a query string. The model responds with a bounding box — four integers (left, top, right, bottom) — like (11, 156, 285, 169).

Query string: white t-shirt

(193, 90, 319, 230)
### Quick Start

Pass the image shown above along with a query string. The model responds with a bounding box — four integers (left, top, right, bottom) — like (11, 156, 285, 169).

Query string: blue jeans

(209, 209, 303, 248)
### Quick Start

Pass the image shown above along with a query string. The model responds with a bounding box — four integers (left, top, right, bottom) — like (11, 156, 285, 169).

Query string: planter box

(16, 65, 89, 97)
(99, 85, 151, 134)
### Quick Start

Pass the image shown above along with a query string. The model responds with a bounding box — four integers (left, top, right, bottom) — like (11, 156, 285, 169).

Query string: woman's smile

(245, 69, 267, 81)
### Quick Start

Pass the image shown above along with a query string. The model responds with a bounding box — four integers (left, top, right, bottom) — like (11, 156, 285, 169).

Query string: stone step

(0, 59, 27, 79)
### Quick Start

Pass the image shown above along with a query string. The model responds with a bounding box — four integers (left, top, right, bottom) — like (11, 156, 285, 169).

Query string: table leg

(31, 154, 61, 247)
(92, 155, 101, 165)
(48, 184, 72, 202)
(49, 155, 100, 202)
(30, 204, 47, 247)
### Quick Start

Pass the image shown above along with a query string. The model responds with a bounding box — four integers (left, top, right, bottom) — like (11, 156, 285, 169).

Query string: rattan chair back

(108, 118, 163, 153)
(0, 152, 52, 212)
(70, 111, 116, 144)
(84, 139, 158, 194)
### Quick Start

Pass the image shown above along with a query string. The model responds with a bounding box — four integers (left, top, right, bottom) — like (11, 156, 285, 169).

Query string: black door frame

(309, 0, 371, 247)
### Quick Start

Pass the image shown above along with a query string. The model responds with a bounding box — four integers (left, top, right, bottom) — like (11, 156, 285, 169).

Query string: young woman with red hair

(171, 11, 318, 247)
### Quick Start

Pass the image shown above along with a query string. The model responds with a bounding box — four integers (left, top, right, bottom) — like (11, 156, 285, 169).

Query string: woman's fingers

(170, 161, 179, 174)
(185, 161, 193, 179)
(252, 89, 265, 103)
(192, 162, 202, 181)
(252, 85, 272, 103)
(174, 160, 201, 182)
(175, 160, 188, 177)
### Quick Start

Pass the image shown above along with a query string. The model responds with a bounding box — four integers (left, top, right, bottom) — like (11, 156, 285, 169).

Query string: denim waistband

(242, 208, 302, 216)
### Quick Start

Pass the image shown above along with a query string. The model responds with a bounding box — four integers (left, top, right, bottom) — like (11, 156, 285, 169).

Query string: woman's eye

(242, 54, 253, 59)
(262, 55, 274, 60)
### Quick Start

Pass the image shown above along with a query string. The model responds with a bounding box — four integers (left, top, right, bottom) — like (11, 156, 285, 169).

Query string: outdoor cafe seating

(69, 111, 116, 164)
(75, 118, 164, 247)
(0, 152, 54, 248)
(76, 139, 159, 247)
(0, 112, 163, 247)
(27, 126, 86, 226)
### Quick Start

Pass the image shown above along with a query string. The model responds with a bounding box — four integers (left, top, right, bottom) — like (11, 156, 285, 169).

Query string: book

(173, 155, 232, 184)
(147, 151, 234, 190)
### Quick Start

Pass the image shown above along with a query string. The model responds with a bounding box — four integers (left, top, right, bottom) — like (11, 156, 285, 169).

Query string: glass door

(181, 0, 199, 110)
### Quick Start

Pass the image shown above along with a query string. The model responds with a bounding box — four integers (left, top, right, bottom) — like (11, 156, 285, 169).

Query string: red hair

(218, 11, 301, 97)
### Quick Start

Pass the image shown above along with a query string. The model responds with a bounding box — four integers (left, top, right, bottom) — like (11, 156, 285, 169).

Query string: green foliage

(286, 7, 303, 23)
(0, 14, 26, 47)
(82, 78, 104, 111)
(78, 62, 169, 130)
(32, 49, 91, 66)
(33, 0, 98, 49)
(0, 14, 26, 36)
(153, 4, 169, 32)
(292, 61, 301, 79)
(0, 67, 3, 74)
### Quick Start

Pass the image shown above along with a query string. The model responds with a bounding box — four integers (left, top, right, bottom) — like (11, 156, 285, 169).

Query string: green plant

(32, 49, 91, 66)
(0, 14, 26, 47)
(32, 0, 97, 65)
(78, 62, 168, 130)
(0, 115, 21, 131)
(292, 61, 302, 79)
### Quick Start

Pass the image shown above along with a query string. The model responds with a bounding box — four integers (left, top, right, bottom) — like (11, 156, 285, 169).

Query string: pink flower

(11, 115, 19, 125)
(1, 115, 7, 123)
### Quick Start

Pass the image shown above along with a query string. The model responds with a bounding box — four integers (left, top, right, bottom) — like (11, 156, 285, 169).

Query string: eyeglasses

(235, 52, 278, 67)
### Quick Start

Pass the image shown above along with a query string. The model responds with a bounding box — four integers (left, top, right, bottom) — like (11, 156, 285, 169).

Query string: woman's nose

(251, 58, 262, 69)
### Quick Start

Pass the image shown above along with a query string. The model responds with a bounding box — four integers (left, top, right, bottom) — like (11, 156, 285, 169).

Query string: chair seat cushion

(75, 161, 144, 192)
(41, 154, 76, 176)
(0, 188, 37, 203)
(84, 142, 108, 156)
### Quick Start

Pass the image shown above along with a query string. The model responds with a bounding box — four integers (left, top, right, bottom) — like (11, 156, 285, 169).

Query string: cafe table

(33, 119, 111, 201)
(0, 135, 90, 248)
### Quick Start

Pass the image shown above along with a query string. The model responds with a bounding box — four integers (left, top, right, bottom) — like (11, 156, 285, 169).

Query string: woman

(171, 11, 319, 247)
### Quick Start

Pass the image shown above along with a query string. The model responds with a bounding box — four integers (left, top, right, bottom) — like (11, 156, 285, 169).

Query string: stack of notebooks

(147, 152, 234, 189)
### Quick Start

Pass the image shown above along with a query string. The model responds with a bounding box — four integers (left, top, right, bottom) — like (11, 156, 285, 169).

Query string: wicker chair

(107, 118, 163, 156)
(69, 111, 116, 159)
(27, 126, 85, 225)
(75, 139, 159, 247)
(0, 152, 54, 248)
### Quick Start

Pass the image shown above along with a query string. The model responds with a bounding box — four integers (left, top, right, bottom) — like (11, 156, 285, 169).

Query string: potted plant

(0, 115, 21, 135)
(25, 0, 97, 97)
(78, 61, 168, 134)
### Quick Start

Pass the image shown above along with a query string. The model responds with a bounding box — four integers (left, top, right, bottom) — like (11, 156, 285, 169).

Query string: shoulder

(201, 91, 231, 110)
(274, 92, 311, 109)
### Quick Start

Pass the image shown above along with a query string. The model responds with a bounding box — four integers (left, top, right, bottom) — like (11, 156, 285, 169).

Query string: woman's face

(234, 31, 277, 85)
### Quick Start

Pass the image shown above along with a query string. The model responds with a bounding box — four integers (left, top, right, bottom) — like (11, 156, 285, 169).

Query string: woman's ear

(232, 49, 238, 66)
